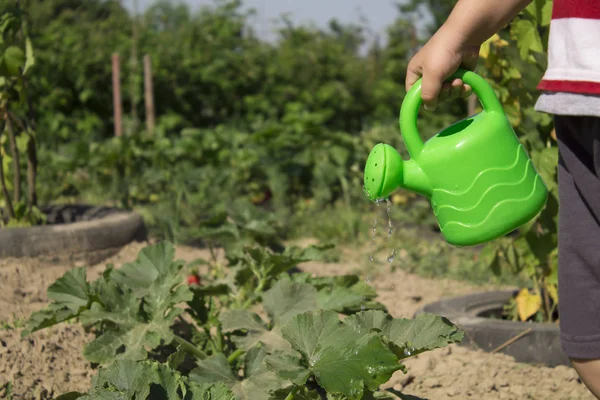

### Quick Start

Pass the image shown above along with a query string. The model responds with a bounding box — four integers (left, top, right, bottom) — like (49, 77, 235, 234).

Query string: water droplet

(369, 217, 378, 261)
(387, 249, 396, 263)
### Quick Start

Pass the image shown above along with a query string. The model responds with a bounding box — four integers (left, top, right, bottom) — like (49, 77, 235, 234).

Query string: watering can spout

(363, 143, 431, 202)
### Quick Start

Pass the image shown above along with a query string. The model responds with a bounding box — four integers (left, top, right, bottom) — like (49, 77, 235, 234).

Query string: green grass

(291, 199, 529, 288)
(387, 227, 528, 287)
(288, 201, 372, 245)
(0, 314, 25, 331)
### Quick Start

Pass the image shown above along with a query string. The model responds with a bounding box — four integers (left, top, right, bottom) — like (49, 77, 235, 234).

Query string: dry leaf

(515, 288, 542, 321)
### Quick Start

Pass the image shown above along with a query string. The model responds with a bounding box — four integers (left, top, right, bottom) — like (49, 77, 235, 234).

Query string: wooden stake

(112, 53, 122, 137)
(143, 54, 155, 136)
(130, 0, 140, 135)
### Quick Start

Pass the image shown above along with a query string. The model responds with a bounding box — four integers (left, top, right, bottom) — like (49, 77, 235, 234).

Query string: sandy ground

(0, 240, 594, 400)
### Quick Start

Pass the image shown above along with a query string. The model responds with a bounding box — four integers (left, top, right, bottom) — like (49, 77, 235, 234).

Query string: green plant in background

(24, 241, 463, 400)
(477, 0, 559, 323)
(0, 2, 43, 227)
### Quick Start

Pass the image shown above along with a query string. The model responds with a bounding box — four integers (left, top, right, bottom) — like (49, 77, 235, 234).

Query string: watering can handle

(399, 68, 504, 157)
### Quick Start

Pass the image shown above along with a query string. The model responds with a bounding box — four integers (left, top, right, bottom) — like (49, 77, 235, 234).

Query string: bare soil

(0, 240, 594, 400)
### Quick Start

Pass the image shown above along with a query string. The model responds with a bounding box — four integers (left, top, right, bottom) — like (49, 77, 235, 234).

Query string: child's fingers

(450, 78, 463, 98)
(433, 81, 472, 107)
(405, 65, 422, 93)
(461, 84, 473, 98)
(437, 82, 453, 103)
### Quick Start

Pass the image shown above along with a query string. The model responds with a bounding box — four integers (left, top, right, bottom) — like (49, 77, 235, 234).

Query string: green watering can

(363, 69, 548, 247)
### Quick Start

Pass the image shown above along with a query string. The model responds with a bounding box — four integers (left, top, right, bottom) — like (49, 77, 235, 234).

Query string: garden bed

(0, 241, 594, 400)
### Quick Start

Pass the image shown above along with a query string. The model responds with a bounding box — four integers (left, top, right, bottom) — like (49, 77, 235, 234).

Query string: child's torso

(535, 0, 600, 117)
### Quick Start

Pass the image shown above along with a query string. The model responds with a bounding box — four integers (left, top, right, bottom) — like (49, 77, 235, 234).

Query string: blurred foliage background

(0, 0, 558, 321)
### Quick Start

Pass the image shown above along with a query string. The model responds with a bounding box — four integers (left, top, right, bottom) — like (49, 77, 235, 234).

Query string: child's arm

(406, 0, 533, 110)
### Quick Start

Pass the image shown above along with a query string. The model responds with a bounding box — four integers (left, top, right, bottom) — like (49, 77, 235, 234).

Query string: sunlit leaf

(515, 288, 542, 321)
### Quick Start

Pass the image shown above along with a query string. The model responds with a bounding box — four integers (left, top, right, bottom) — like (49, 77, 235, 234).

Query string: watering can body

(363, 69, 548, 247)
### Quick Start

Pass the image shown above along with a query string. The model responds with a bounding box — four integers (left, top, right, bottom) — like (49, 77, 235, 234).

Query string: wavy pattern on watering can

(431, 144, 548, 246)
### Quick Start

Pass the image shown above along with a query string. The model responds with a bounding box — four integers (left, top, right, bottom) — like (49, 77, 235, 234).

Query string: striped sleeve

(537, 0, 600, 95)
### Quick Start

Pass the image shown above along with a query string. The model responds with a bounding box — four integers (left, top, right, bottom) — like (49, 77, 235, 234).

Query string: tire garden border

(414, 290, 570, 367)
(0, 204, 147, 264)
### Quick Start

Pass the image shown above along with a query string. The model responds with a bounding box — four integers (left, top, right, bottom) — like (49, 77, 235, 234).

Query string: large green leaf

(110, 241, 183, 291)
(190, 346, 284, 400)
(277, 310, 402, 400)
(22, 267, 91, 336)
(219, 309, 291, 353)
(315, 286, 365, 312)
(343, 311, 465, 358)
(219, 280, 319, 353)
(46, 267, 90, 310)
(262, 280, 318, 326)
(264, 350, 310, 386)
(287, 273, 387, 314)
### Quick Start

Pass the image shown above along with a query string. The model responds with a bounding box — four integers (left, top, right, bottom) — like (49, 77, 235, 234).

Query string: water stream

(369, 197, 397, 264)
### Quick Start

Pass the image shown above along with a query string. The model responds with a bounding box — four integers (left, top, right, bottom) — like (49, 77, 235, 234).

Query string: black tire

(0, 204, 147, 264)
(414, 291, 570, 367)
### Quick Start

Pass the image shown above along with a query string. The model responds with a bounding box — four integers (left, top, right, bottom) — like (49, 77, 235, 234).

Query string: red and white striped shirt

(537, 0, 600, 95)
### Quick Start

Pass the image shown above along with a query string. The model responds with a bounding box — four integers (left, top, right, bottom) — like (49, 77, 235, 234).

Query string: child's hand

(405, 27, 480, 111)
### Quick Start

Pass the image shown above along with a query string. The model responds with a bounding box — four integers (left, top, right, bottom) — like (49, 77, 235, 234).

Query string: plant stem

(215, 324, 224, 353)
(227, 348, 244, 364)
(208, 243, 217, 264)
(4, 112, 20, 204)
(542, 276, 552, 321)
(284, 387, 299, 400)
(241, 296, 255, 310)
(172, 334, 207, 360)
(8, 112, 37, 209)
(0, 126, 15, 219)
(25, 130, 37, 208)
